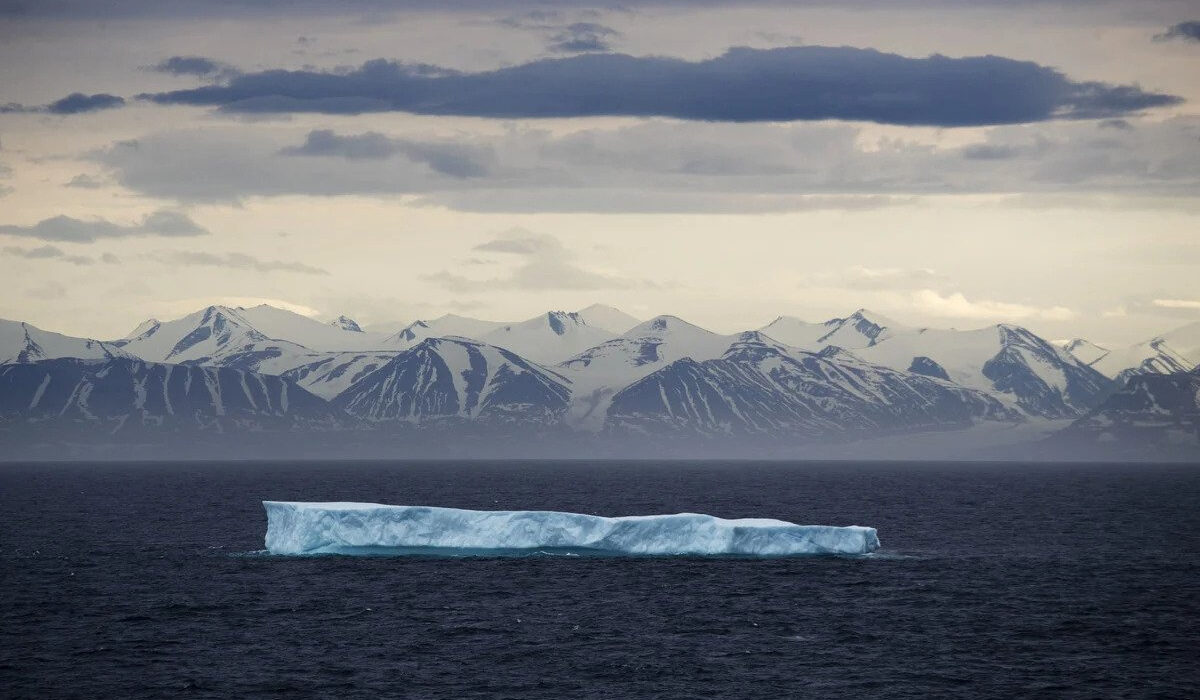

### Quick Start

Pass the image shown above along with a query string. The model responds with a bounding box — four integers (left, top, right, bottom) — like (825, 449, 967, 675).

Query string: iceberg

(262, 501, 880, 557)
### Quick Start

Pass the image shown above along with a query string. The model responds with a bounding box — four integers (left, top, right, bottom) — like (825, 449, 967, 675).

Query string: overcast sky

(1, 0, 1197, 346)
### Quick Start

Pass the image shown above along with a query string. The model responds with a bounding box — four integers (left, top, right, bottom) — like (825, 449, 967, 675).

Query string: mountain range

(1, 303, 1196, 459)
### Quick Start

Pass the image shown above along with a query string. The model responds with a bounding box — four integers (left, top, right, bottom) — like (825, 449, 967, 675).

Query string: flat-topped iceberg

(262, 501, 880, 557)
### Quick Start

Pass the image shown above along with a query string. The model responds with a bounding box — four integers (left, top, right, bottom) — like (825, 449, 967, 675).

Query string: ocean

(2, 460, 1198, 698)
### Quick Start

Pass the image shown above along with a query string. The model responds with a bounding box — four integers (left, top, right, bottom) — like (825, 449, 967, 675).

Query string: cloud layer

(0, 210, 207, 242)
(281, 129, 492, 177)
(1155, 21, 1200, 42)
(1, 92, 125, 115)
(425, 230, 648, 292)
(91, 117, 1200, 211)
(3, 244, 99, 265)
(151, 251, 328, 274)
(140, 47, 1181, 126)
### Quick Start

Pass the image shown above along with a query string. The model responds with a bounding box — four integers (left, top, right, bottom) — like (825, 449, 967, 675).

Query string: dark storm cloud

(547, 22, 621, 53)
(47, 92, 125, 114)
(1, 92, 125, 115)
(280, 129, 493, 177)
(281, 130, 398, 159)
(1154, 21, 1200, 42)
(0, 210, 208, 243)
(139, 47, 1181, 126)
(151, 56, 239, 79)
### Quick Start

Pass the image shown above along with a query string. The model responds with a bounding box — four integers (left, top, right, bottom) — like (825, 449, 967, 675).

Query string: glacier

(263, 502, 880, 557)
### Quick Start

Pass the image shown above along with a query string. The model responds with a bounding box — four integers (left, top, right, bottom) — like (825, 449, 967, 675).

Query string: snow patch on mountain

(760, 309, 903, 351)
(558, 315, 736, 431)
(124, 318, 162, 340)
(1060, 338, 1110, 367)
(604, 331, 1017, 438)
(0, 357, 335, 433)
(1091, 322, 1200, 382)
(854, 323, 1110, 418)
(480, 311, 614, 364)
(1057, 368, 1200, 454)
(334, 337, 571, 423)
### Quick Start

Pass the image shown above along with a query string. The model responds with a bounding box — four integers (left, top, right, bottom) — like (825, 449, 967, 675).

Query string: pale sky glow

(1, 0, 1197, 347)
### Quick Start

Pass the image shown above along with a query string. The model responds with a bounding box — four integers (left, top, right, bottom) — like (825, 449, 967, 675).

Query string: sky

(0, 0, 1197, 347)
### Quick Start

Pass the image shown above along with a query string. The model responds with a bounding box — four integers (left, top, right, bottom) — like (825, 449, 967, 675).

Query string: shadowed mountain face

(980, 325, 1113, 418)
(604, 333, 1017, 438)
(1056, 369, 1200, 457)
(0, 357, 337, 434)
(333, 338, 571, 423)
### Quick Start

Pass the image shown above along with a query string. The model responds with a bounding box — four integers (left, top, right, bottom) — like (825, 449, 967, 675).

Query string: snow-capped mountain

(0, 357, 336, 434)
(382, 305, 638, 353)
(1, 319, 129, 364)
(328, 315, 364, 333)
(604, 332, 1016, 438)
(558, 315, 736, 430)
(1056, 368, 1199, 457)
(574, 303, 640, 335)
(1089, 322, 1200, 382)
(334, 337, 571, 424)
(113, 305, 315, 365)
(745, 310, 1106, 418)
(759, 309, 902, 350)
(383, 314, 507, 347)
(850, 324, 1111, 418)
(2, 300, 1187, 459)
(1060, 338, 1110, 368)
(114, 304, 389, 363)
(480, 311, 615, 364)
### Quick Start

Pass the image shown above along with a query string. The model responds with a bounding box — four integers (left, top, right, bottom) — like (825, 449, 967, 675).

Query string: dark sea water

(2, 460, 1198, 699)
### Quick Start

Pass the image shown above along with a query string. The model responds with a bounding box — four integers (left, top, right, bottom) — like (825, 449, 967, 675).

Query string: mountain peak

(545, 310, 584, 335)
(328, 315, 363, 333)
(124, 318, 161, 340)
(574, 304, 640, 335)
(846, 308, 900, 328)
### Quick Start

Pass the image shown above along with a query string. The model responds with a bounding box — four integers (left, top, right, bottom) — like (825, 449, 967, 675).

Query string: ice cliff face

(604, 332, 1017, 438)
(263, 501, 881, 557)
